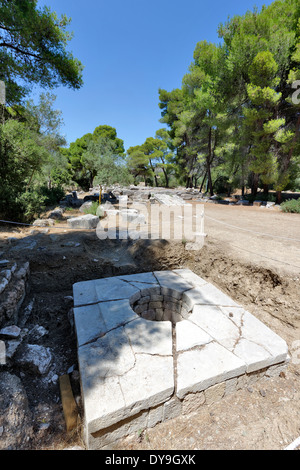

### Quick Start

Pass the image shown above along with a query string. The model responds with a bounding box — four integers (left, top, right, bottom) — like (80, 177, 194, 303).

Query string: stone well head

(73, 269, 289, 450)
(130, 286, 190, 323)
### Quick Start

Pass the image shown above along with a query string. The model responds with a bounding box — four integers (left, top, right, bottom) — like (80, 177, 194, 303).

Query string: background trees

(64, 125, 128, 190)
(126, 130, 175, 187)
(0, 0, 83, 220)
(0, 0, 299, 222)
(158, 0, 300, 200)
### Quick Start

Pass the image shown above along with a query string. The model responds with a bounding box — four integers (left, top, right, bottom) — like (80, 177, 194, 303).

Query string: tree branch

(0, 42, 46, 61)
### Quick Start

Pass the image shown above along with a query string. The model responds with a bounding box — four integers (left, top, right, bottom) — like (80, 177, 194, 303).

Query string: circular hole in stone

(130, 287, 191, 324)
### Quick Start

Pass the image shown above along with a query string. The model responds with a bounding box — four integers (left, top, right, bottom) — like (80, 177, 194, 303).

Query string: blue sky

(35, 0, 275, 151)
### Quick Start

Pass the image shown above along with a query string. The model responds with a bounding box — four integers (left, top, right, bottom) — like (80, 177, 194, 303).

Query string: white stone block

(125, 317, 173, 356)
(183, 284, 240, 309)
(73, 277, 139, 307)
(119, 354, 174, 417)
(176, 320, 212, 352)
(173, 269, 208, 288)
(67, 214, 99, 229)
(176, 341, 246, 399)
(189, 305, 240, 350)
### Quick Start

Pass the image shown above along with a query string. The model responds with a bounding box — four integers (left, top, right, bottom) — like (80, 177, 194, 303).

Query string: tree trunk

(251, 173, 259, 198)
(90, 173, 94, 189)
(206, 127, 214, 196)
(161, 167, 169, 188)
(207, 165, 214, 196)
(164, 170, 169, 188)
(199, 172, 207, 193)
(149, 160, 158, 187)
(276, 190, 282, 205)
(186, 175, 193, 189)
(263, 184, 269, 196)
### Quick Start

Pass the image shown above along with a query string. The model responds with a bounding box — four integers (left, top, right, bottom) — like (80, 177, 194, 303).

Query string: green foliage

(0, 119, 49, 220)
(39, 185, 65, 206)
(0, 0, 83, 104)
(14, 185, 65, 221)
(126, 129, 176, 187)
(83, 202, 99, 216)
(157, 0, 300, 198)
(64, 125, 127, 189)
(16, 190, 46, 220)
(280, 198, 300, 213)
(0, 3, 83, 222)
(93, 125, 125, 156)
(0, 92, 69, 221)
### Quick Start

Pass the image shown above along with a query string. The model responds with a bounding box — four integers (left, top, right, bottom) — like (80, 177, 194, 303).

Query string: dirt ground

(0, 201, 299, 450)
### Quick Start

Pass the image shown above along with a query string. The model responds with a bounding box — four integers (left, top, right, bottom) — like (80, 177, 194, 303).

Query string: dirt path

(203, 203, 300, 277)
(0, 202, 300, 450)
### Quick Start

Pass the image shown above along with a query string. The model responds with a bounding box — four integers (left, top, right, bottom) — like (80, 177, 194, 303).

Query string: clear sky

(34, 0, 275, 151)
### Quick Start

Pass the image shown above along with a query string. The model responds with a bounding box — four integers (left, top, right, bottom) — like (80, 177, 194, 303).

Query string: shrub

(39, 185, 65, 206)
(15, 186, 65, 222)
(17, 191, 47, 220)
(280, 199, 300, 213)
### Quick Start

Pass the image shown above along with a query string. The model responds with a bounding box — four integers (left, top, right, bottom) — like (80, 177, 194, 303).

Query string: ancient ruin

(73, 269, 289, 449)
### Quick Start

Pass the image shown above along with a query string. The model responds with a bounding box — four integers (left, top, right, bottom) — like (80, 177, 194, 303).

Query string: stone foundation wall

(0, 261, 30, 328)
(86, 361, 289, 450)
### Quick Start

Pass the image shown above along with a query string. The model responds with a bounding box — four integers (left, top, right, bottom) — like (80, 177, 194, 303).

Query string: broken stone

(32, 219, 55, 227)
(19, 298, 35, 328)
(5, 339, 22, 361)
(176, 320, 212, 352)
(0, 260, 9, 267)
(28, 325, 48, 341)
(61, 241, 81, 247)
(9, 237, 37, 251)
(176, 341, 246, 399)
(0, 278, 9, 295)
(0, 325, 21, 339)
(14, 263, 30, 281)
(67, 214, 99, 230)
(48, 208, 64, 220)
(79, 201, 94, 213)
(15, 344, 52, 375)
(0, 269, 12, 281)
(0, 372, 34, 449)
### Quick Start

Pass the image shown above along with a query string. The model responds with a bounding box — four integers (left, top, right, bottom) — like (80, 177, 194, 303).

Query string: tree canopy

(157, 0, 300, 201)
(0, 0, 84, 104)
